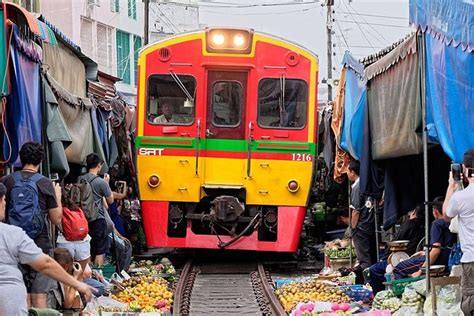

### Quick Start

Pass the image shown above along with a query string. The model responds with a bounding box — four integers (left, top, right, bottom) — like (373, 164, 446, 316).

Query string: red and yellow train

(136, 28, 318, 252)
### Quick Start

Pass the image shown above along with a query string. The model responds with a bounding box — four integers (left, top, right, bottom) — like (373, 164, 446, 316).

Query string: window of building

(110, 0, 119, 12)
(133, 35, 142, 86)
(11, 0, 40, 12)
(80, 17, 93, 59)
(97, 23, 113, 74)
(257, 78, 308, 129)
(128, 0, 136, 19)
(212, 81, 242, 127)
(147, 75, 196, 125)
(116, 30, 131, 84)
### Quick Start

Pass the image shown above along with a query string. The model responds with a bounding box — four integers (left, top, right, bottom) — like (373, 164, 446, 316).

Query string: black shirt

(2, 171, 58, 253)
(352, 180, 375, 234)
(382, 218, 424, 259)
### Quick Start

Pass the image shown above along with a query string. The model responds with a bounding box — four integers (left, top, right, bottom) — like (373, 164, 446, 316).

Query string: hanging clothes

(331, 68, 351, 183)
(321, 109, 335, 170)
(4, 26, 42, 165)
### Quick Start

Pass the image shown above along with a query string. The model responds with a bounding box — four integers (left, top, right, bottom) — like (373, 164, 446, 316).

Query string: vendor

(392, 198, 457, 279)
(368, 205, 424, 294)
(336, 210, 352, 239)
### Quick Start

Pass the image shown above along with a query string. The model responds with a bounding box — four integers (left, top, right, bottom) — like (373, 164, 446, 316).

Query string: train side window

(212, 81, 242, 127)
(257, 78, 308, 129)
(147, 74, 196, 125)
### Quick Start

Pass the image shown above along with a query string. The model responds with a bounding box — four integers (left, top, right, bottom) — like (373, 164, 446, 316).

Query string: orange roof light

(206, 28, 254, 54)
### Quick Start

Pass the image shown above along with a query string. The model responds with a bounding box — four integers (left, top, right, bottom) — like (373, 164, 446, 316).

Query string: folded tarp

(340, 53, 366, 160)
(424, 34, 474, 163)
(365, 33, 423, 160)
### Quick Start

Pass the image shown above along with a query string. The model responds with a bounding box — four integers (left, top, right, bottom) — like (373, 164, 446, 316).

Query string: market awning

(3, 1, 41, 36)
(37, 18, 57, 45)
(409, 0, 474, 52)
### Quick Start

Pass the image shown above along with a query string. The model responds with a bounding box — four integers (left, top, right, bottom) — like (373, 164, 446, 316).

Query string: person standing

(81, 153, 114, 266)
(0, 182, 93, 316)
(443, 149, 474, 315)
(347, 160, 377, 270)
(1, 142, 62, 308)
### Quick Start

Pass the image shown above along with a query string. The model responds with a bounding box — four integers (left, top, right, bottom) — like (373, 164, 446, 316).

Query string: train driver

(154, 102, 175, 124)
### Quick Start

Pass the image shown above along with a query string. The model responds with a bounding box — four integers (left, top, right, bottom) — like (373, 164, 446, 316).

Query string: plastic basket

(93, 263, 116, 279)
(314, 211, 325, 221)
(391, 276, 423, 296)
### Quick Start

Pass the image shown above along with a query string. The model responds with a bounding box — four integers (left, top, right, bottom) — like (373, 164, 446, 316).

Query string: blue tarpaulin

(4, 26, 42, 165)
(424, 35, 474, 162)
(410, 0, 474, 162)
(410, 0, 474, 52)
(340, 53, 366, 160)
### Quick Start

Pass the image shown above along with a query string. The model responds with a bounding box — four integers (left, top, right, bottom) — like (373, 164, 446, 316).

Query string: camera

(451, 163, 462, 182)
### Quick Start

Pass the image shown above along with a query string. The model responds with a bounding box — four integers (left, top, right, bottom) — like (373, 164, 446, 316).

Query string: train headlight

(148, 175, 160, 188)
(233, 34, 245, 47)
(287, 180, 300, 193)
(212, 33, 225, 46)
(206, 28, 253, 54)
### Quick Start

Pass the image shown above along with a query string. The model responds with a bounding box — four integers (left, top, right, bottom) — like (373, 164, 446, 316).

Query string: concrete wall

(41, 0, 144, 96)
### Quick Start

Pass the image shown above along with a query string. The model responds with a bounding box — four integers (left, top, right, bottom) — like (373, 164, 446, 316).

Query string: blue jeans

(393, 256, 425, 279)
(83, 277, 105, 297)
(369, 260, 388, 294)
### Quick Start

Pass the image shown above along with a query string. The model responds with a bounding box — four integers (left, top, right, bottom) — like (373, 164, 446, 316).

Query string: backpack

(7, 171, 45, 239)
(65, 176, 101, 222)
(61, 206, 89, 241)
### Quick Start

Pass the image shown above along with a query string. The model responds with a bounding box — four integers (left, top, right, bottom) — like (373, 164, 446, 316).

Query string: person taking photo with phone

(443, 148, 474, 315)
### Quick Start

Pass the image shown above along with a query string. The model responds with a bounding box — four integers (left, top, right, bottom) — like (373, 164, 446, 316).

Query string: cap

(426, 196, 444, 207)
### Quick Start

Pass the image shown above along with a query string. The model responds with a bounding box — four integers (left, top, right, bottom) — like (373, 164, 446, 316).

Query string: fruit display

(381, 297, 401, 313)
(128, 258, 177, 282)
(275, 279, 351, 313)
(112, 276, 173, 313)
(322, 240, 356, 259)
(372, 290, 395, 310)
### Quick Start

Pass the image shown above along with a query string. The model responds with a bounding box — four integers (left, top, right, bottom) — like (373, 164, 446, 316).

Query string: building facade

(39, 0, 144, 102)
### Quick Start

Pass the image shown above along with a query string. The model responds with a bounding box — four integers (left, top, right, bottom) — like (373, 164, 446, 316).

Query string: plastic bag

(437, 284, 462, 315)
(393, 306, 423, 316)
(410, 279, 427, 296)
(401, 288, 424, 312)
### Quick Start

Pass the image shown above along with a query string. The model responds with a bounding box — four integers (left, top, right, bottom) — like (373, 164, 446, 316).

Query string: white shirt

(447, 184, 474, 263)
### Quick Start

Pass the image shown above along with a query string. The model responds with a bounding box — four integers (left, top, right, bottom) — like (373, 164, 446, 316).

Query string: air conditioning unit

(87, 0, 100, 7)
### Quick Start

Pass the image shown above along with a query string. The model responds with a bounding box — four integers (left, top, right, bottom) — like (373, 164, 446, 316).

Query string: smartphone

(451, 163, 462, 182)
(116, 181, 125, 194)
(50, 173, 59, 182)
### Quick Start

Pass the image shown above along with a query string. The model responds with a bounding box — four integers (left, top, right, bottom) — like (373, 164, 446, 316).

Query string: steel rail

(257, 263, 287, 316)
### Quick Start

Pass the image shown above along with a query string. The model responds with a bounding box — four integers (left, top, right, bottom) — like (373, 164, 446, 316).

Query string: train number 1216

(291, 153, 312, 161)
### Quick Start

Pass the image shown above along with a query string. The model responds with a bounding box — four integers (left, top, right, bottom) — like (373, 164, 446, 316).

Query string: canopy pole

(418, 30, 430, 295)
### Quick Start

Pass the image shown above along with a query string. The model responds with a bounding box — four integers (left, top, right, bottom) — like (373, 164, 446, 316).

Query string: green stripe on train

(136, 137, 317, 154)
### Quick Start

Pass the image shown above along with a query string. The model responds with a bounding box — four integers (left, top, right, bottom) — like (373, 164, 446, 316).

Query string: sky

(197, 0, 413, 100)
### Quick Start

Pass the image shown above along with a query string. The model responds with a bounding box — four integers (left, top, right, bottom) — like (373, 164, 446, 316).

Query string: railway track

(173, 259, 286, 315)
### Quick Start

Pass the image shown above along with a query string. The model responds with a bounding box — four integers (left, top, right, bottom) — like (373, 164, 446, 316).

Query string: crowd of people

(0, 142, 133, 315)
(344, 149, 474, 315)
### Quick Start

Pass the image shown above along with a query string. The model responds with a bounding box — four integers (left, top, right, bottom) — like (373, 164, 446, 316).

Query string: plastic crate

(344, 285, 373, 302)
(314, 211, 326, 221)
(391, 276, 423, 296)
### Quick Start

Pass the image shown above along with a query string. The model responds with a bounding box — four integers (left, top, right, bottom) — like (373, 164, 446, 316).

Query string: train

(135, 28, 318, 252)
